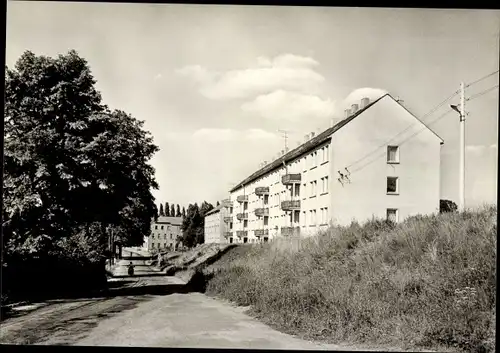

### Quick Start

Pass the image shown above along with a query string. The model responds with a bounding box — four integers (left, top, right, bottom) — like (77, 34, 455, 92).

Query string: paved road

(0, 258, 390, 350)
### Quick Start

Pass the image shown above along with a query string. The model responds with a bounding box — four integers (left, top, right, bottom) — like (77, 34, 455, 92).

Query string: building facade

(143, 216, 183, 251)
(204, 200, 233, 244)
(225, 94, 443, 244)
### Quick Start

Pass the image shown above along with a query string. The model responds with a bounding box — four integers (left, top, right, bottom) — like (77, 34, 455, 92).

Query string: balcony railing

(281, 226, 300, 237)
(236, 230, 248, 238)
(236, 195, 248, 203)
(254, 208, 269, 217)
(221, 199, 233, 208)
(254, 229, 269, 237)
(236, 213, 248, 221)
(255, 186, 270, 196)
(281, 173, 302, 185)
(223, 216, 232, 223)
(281, 200, 301, 211)
(223, 231, 233, 238)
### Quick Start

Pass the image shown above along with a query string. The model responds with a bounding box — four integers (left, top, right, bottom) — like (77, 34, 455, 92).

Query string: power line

(349, 108, 454, 176)
(466, 85, 499, 101)
(465, 70, 499, 88)
(345, 90, 459, 170)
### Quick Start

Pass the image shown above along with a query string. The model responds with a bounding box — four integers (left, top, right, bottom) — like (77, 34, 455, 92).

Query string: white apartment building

(225, 94, 443, 244)
(204, 201, 232, 244)
(143, 216, 183, 251)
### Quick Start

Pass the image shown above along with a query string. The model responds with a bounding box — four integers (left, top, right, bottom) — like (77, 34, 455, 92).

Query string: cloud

(175, 54, 325, 100)
(241, 89, 336, 121)
(190, 128, 278, 143)
(341, 87, 388, 110)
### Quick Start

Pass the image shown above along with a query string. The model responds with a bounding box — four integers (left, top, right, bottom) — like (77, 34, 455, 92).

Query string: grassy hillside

(205, 206, 496, 352)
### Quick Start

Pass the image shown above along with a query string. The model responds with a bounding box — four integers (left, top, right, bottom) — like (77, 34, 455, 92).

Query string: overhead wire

(465, 70, 499, 88)
(348, 108, 454, 176)
(466, 85, 499, 101)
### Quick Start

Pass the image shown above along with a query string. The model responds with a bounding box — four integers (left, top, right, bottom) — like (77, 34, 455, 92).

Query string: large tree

(3, 50, 159, 262)
(159, 203, 165, 217)
(165, 202, 170, 216)
(170, 204, 175, 218)
(176, 204, 181, 217)
(182, 207, 186, 218)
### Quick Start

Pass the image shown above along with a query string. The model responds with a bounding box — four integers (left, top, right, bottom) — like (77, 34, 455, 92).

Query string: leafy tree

(216, 201, 220, 207)
(181, 203, 203, 248)
(159, 203, 165, 217)
(176, 204, 181, 217)
(440, 199, 458, 213)
(165, 202, 170, 216)
(170, 204, 175, 218)
(182, 207, 186, 218)
(3, 50, 159, 265)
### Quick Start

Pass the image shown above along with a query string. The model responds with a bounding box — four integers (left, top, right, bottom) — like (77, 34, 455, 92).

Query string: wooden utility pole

(459, 82, 465, 211)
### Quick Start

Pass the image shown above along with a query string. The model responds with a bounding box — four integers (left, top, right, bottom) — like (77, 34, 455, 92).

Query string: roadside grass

(205, 205, 497, 352)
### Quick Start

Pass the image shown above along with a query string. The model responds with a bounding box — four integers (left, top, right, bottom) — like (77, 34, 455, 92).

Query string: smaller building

(204, 200, 232, 244)
(143, 216, 183, 252)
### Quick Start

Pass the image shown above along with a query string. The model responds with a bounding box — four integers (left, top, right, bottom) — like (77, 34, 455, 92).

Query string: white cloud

(175, 53, 325, 100)
(241, 89, 336, 121)
(190, 128, 278, 143)
(341, 87, 388, 110)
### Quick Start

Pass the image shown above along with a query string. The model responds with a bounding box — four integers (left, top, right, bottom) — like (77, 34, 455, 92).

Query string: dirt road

(0, 273, 360, 350)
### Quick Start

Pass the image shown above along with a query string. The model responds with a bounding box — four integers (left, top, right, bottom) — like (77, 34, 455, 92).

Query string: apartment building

(204, 200, 233, 244)
(143, 216, 183, 251)
(225, 94, 443, 244)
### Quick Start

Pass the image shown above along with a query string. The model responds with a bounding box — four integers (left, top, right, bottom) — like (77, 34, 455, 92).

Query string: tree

(165, 202, 170, 216)
(181, 203, 203, 248)
(170, 204, 175, 218)
(440, 199, 458, 213)
(216, 201, 220, 207)
(182, 207, 186, 218)
(3, 50, 159, 263)
(176, 204, 181, 217)
(159, 203, 165, 217)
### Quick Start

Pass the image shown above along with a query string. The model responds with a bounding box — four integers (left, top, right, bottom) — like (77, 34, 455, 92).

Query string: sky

(6, 3, 499, 209)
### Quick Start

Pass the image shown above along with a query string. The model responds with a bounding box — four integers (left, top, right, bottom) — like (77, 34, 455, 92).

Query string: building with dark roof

(143, 216, 183, 251)
(224, 94, 443, 244)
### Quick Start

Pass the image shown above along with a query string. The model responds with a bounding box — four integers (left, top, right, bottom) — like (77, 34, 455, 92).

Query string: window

(264, 216, 269, 226)
(152, 235, 155, 239)
(161, 225, 164, 230)
(294, 184, 300, 197)
(387, 146, 399, 163)
(155, 225, 158, 230)
(151, 243, 155, 248)
(303, 211, 307, 227)
(321, 176, 329, 194)
(324, 145, 329, 163)
(230, 222, 233, 230)
(294, 210, 300, 224)
(243, 202, 248, 211)
(310, 181, 317, 197)
(230, 207, 233, 214)
(325, 207, 328, 224)
(244, 220, 248, 228)
(387, 209, 398, 222)
(387, 177, 399, 194)
(303, 183, 307, 198)
(264, 194, 269, 205)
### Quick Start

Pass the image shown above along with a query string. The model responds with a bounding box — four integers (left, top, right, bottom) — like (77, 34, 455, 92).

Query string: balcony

(236, 195, 248, 203)
(254, 208, 269, 217)
(255, 186, 270, 196)
(223, 216, 232, 223)
(281, 200, 301, 211)
(236, 213, 248, 221)
(281, 173, 301, 185)
(254, 229, 269, 237)
(236, 230, 248, 238)
(221, 199, 233, 208)
(223, 231, 232, 238)
(281, 226, 300, 237)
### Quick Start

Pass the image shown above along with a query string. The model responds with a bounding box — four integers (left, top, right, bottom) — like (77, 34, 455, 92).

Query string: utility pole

(459, 82, 465, 211)
(277, 129, 289, 174)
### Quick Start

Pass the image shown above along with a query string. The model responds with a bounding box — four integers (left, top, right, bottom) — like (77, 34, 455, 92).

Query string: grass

(205, 205, 497, 352)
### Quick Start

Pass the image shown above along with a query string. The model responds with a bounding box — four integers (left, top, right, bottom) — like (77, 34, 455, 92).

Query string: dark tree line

(157, 202, 184, 218)
(180, 201, 215, 248)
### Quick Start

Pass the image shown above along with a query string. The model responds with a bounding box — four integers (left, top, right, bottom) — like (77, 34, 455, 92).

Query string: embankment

(204, 206, 496, 353)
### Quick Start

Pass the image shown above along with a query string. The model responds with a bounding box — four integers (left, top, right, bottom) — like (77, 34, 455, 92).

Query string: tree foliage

(180, 201, 214, 248)
(182, 207, 186, 218)
(176, 204, 181, 217)
(170, 204, 175, 218)
(440, 199, 458, 213)
(165, 202, 170, 217)
(159, 203, 165, 217)
(3, 50, 159, 263)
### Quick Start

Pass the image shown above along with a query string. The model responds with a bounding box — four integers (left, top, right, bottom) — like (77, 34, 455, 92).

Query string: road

(0, 256, 380, 350)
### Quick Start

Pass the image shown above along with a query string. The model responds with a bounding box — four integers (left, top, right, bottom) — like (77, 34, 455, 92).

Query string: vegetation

(180, 201, 215, 248)
(440, 199, 458, 213)
(3, 50, 159, 302)
(206, 206, 496, 352)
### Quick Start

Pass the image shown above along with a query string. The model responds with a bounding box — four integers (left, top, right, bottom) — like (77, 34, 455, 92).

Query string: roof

(154, 216, 183, 225)
(230, 94, 443, 193)
(204, 204, 223, 216)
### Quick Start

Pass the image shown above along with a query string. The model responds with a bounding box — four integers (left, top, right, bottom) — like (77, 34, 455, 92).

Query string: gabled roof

(230, 94, 443, 193)
(205, 204, 223, 216)
(154, 216, 183, 225)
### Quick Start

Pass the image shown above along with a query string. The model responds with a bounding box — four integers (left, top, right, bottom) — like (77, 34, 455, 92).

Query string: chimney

(344, 109, 350, 119)
(281, 149, 285, 156)
(310, 132, 315, 138)
(304, 134, 309, 142)
(360, 97, 370, 109)
(351, 104, 359, 114)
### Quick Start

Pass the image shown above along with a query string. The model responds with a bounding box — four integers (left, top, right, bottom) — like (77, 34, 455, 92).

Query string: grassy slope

(205, 206, 496, 352)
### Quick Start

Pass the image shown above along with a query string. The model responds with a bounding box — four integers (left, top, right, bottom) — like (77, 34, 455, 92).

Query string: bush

(206, 206, 496, 352)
